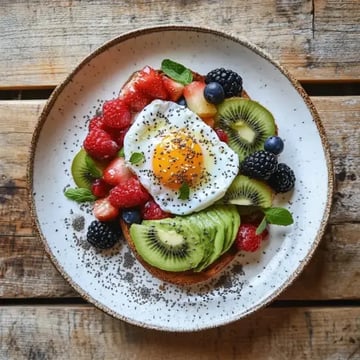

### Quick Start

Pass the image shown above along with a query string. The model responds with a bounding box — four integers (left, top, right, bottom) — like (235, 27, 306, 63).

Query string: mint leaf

(130, 152, 145, 165)
(263, 207, 294, 226)
(161, 59, 193, 85)
(178, 182, 190, 200)
(256, 217, 268, 235)
(85, 154, 102, 178)
(64, 188, 96, 203)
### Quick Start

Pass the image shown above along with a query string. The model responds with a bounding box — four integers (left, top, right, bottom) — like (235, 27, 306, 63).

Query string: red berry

(102, 98, 132, 129)
(235, 224, 268, 252)
(215, 128, 228, 143)
(161, 75, 184, 101)
(103, 157, 134, 186)
(93, 197, 119, 222)
(91, 178, 111, 198)
(83, 128, 119, 161)
(142, 199, 172, 220)
(108, 126, 130, 148)
(134, 66, 168, 100)
(120, 82, 152, 112)
(88, 115, 105, 130)
(108, 177, 150, 208)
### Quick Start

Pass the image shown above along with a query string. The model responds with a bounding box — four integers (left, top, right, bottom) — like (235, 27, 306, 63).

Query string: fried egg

(123, 100, 239, 215)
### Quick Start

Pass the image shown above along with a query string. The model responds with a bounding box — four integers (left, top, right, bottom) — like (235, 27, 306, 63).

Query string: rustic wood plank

(0, 0, 359, 87)
(0, 96, 358, 220)
(0, 223, 359, 300)
(0, 305, 359, 359)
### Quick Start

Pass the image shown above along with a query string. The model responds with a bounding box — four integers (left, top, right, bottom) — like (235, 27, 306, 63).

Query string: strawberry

(83, 128, 119, 161)
(93, 197, 119, 222)
(161, 75, 184, 101)
(108, 177, 150, 208)
(215, 127, 229, 142)
(183, 81, 217, 118)
(120, 80, 151, 112)
(91, 178, 111, 198)
(103, 157, 134, 186)
(134, 66, 168, 100)
(235, 224, 269, 252)
(141, 199, 172, 220)
(102, 98, 132, 129)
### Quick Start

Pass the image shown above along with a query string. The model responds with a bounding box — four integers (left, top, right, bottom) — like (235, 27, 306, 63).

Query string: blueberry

(264, 136, 284, 155)
(177, 96, 187, 107)
(122, 208, 141, 224)
(204, 82, 225, 105)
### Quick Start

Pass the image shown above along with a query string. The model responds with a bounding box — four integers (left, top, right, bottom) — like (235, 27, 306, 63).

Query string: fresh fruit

(86, 220, 121, 249)
(214, 127, 228, 142)
(215, 98, 276, 161)
(103, 157, 134, 186)
(93, 197, 119, 221)
(108, 177, 151, 208)
(205, 68, 243, 98)
(267, 163, 296, 193)
(203, 82, 225, 105)
(161, 75, 184, 101)
(83, 128, 119, 161)
(142, 199, 172, 220)
(71, 148, 103, 189)
(235, 223, 268, 252)
(134, 66, 168, 100)
(220, 175, 273, 208)
(183, 81, 217, 118)
(120, 79, 151, 112)
(177, 96, 187, 107)
(91, 178, 111, 198)
(88, 115, 105, 130)
(102, 98, 132, 129)
(264, 136, 284, 155)
(241, 150, 278, 180)
(121, 208, 142, 224)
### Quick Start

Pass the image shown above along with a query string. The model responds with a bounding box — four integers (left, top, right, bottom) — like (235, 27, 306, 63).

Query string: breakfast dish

(65, 59, 295, 285)
(29, 26, 332, 331)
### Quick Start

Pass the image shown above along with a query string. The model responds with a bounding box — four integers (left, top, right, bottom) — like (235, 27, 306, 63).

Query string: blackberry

(267, 163, 296, 193)
(241, 150, 278, 180)
(205, 68, 243, 98)
(86, 220, 121, 249)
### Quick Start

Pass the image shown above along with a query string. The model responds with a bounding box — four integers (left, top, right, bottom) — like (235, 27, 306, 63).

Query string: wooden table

(1, 1, 359, 359)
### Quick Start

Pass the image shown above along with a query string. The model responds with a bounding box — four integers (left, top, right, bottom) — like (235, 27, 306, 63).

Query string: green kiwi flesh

(71, 148, 103, 189)
(220, 175, 273, 208)
(215, 98, 276, 161)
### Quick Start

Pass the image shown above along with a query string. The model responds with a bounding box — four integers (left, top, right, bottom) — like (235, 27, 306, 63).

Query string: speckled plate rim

(27, 25, 334, 332)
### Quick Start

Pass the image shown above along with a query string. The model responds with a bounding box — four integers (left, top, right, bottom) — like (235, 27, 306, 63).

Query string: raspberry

(108, 177, 150, 208)
(102, 98, 132, 129)
(142, 199, 172, 220)
(205, 68, 243, 98)
(267, 163, 296, 193)
(88, 115, 105, 130)
(86, 220, 121, 249)
(241, 150, 278, 180)
(235, 224, 268, 252)
(83, 128, 119, 161)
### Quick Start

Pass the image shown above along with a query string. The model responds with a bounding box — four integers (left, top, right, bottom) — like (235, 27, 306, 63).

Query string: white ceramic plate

(29, 26, 333, 332)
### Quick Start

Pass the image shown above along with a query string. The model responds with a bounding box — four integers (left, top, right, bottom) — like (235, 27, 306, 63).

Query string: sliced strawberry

(103, 157, 134, 186)
(93, 197, 119, 222)
(120, 79, 152, 112)
(134, 66, 168, 100)
(161, 75, 184, 101)
(183, 81, 217, 118)
(91, 178, 111, 198)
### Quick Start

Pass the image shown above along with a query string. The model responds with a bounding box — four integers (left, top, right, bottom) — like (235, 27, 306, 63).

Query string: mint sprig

(256, 207, 294, 234)
(64, 188, 97, 203)
(130, 152, 145, 165)
(178, 182, 190, 200)
(161, 59, 193, 85)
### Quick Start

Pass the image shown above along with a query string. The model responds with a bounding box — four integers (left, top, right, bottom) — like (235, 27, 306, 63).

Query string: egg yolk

(152, 130, 204, 190)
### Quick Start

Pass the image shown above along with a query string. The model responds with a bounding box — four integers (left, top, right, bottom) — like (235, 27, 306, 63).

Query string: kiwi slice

(215, 98, 276, 160)
(220, 175, 273, 208)
(130, 219, 205, 272)
(71, 148, 103, 189)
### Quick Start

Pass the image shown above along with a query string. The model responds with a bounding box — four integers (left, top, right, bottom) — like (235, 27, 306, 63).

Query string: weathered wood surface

(0, 97, 359, 300)
(1, 305, 359, 359)
(1, 0, 359, 87)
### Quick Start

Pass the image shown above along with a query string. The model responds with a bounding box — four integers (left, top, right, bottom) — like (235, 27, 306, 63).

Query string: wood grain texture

(0, 305, 359, 359)
(0, 0, 359, 87)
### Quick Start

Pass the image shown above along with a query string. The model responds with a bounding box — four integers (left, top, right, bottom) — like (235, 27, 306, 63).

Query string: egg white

(123, 100, 239, 215)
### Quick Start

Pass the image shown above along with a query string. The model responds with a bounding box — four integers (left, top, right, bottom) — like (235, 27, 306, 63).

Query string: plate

(28, 26, 333, 331)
